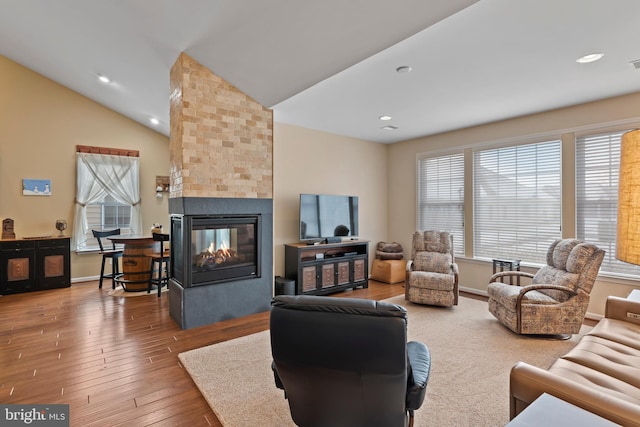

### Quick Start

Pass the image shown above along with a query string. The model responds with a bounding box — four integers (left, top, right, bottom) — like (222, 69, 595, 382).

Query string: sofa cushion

(546, 333, 640, 406)
(547, 358, 640, 406)
(550, 239, 580, 270)
(586, 318, 640, 351)
(412, 231, 451, 257)
(413, 252, 452, 275)
(376, 241, 404, 253)
(408, 270, 454, 291)
(376, 250, 404, 260)
(566, 243, 600, 273)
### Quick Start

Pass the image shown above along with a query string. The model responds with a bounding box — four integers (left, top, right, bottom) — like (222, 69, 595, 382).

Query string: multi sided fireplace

(168, 197, 272, 330)
(171, 214, 261, 287)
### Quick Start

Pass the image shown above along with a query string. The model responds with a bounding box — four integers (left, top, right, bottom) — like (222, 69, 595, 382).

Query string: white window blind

(417, 153, 464, 256)
(473, 140, 561, 263)
(576, 130, 640, 277)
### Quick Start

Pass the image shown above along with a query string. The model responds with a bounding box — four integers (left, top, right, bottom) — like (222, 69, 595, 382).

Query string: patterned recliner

(487, 238, 605, 336)
(405, 231, 459, 307)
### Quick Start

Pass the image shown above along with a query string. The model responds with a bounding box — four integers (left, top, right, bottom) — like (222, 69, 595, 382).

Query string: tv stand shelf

(284, 240, 369, 295)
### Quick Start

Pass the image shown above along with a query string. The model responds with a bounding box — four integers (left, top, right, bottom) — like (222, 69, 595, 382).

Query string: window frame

(416, 151, 465, 256)
(472, 139, 562, 264)
(575, 129, 640, 278)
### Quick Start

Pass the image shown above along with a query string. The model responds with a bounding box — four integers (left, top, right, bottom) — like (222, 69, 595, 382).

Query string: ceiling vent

(630, 59, 640, 70)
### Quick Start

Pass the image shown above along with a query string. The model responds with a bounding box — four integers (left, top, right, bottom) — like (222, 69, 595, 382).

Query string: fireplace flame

(198, 242, 235, 267)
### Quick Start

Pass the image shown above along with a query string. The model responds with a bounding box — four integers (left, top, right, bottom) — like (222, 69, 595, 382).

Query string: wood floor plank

(0, 278, 405, 425)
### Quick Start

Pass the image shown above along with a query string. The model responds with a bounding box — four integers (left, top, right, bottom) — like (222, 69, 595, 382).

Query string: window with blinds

(473, 140, 561, 263)
(576, 130, 640, 277)
(417, 153, 464, 256)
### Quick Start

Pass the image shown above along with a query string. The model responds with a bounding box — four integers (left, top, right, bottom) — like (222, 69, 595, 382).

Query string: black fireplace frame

(170, 214, 262, 287)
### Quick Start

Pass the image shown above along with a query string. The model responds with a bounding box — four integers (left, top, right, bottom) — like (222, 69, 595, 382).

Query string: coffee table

(507, 393, 620, 426)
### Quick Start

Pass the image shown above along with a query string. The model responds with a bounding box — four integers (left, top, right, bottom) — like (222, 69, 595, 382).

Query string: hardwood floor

(0, 279, 405, 426)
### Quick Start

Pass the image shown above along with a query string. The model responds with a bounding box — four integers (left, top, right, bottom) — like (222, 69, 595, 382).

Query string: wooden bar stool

(147, 232, 170, 297)
(92, 229, 123, 289)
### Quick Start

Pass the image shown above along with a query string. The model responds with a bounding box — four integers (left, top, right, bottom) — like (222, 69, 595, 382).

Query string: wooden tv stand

(284, 240, 369, 295)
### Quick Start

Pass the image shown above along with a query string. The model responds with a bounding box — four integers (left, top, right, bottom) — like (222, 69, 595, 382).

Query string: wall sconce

(616, 129, 640, 265)
(155, 175, 170, 198)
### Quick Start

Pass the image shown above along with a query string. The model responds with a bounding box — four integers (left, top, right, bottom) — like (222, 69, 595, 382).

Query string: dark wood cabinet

(0, 237, 71, 295)
(284, 240, 369, 295)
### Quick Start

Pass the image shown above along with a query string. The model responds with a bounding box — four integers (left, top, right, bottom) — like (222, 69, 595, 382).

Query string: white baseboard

(72, 276, 99, 283)
(459, 286, 487, 297)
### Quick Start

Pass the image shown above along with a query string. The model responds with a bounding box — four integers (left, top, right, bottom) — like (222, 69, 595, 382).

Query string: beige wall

(0, 55, 170, 280)
(388, 92, 640, 316)
(273, 123, 388, 276)
(6, 52, 640, 316)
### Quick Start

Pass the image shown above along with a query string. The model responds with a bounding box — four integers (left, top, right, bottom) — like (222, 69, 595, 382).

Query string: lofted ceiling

(1, 0, 639, 144)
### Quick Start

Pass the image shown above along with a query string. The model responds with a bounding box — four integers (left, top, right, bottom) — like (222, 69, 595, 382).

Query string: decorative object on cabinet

(0, 237, 70, 295)
(2, 218, 15, 239)
(55, 219, 67, 237)
(22, 178, 51, 196)
(284, 240, 369, 295)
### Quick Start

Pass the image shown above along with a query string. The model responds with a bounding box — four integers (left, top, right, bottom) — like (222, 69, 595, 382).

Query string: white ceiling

(1, 0, 639, 144)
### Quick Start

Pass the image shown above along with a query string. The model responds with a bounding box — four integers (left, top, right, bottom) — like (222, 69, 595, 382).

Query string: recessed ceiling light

(97, 74, 111, 84)
(150, 118, 160, 125)
(379, 115, 392, 121)
(381, 125, 398, 131)
(395, 66, 412, 73)
(576, 53, 604, 64)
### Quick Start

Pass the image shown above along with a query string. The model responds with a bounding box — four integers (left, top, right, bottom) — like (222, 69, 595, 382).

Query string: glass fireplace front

(171, 215, 260, 287)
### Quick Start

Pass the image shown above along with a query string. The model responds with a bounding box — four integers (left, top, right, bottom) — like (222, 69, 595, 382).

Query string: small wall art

(23, 179, 52, 196)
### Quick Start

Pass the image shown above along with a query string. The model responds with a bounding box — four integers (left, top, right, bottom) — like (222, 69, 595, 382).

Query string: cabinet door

(301, 265, 318, 292)
(0, 243, 37, 295)
(336, 261, 350, 285)
(353, 257, 367, 283)
(320, 263, 335, 288)
(37, 239, 70, 290)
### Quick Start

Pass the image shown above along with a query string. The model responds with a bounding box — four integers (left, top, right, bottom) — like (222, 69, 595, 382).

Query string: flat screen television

(299, 193, 359, 242)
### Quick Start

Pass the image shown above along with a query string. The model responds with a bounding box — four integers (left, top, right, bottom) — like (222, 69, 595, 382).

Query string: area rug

(107, 285, 168, 297)
(178, 295, 589, 426)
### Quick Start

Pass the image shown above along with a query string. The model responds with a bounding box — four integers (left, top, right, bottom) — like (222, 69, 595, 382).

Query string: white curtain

(72, 153, 142, 249)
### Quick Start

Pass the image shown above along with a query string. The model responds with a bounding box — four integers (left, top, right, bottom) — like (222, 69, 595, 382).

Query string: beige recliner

(405, 231, 459, 307)
(487, 238, 604, 336)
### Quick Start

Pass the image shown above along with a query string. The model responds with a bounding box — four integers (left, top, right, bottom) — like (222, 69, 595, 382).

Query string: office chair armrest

(406, 341, 431, 410)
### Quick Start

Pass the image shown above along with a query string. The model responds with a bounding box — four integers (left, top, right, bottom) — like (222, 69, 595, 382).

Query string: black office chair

(270, 295, 431, 427)
(147, 232, 170, 297)
(92, 229, 123, 289)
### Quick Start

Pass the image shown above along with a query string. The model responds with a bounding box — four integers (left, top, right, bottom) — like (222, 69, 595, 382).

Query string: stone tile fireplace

(169, 53, 273, 329)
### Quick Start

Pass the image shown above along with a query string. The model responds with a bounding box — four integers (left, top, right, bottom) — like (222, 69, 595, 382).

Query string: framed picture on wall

(23, 179, 51, 196)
